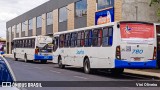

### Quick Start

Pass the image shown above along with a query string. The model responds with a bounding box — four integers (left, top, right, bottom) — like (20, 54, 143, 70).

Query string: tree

(150, 0, 160, 6)
(150, 0, 160, 21)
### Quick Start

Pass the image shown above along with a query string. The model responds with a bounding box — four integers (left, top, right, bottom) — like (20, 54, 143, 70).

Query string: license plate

(133, 57, 141, 61)
(43, 53, 48, 56)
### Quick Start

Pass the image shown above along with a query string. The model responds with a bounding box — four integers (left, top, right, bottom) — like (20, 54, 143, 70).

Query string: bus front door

(157, 25, 160, 68)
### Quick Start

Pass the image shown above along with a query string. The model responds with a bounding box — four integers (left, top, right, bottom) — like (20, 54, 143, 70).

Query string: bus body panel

(13, 36, 53, 62)
(53, 21, 157, 69)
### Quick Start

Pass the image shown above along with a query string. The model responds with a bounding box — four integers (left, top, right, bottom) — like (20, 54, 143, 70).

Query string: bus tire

(41, 60, 47, 64)
(14, 53, 18, 61)
(83, 58, 91, 74)
(110, 68, 124, 75)
(58, 56, 65, 69)
(24, 54, 28, 63)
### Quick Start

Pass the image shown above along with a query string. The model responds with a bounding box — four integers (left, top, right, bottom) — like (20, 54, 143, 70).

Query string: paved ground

(4, 57, 160, 90)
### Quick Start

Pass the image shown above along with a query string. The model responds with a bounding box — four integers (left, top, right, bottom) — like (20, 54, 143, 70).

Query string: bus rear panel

(115, 22, 157, 69)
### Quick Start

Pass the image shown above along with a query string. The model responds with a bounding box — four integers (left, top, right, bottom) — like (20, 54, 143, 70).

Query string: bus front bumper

(115, 59, 157, 69)
(34, 55, 53, 60)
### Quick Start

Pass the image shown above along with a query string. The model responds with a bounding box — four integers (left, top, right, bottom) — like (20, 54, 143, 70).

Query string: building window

(12, 26, 15, 35)
(97, 0, 114, 10)
(17, 23, 21, 33)
(8, 27, 11, 35)
(59, 6, 68, 22)
(75, 0, 87, 17)
(22, 21, 27, 31)
(29, 19, 33, 30)
(47, 12, 53, 25)
(37, 16, 42, 28)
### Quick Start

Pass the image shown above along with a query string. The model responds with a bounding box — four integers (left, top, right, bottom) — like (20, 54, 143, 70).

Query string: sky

(0, 0, 49, 39)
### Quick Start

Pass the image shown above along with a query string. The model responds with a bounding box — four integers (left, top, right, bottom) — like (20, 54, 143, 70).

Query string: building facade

(6, 0, 159, 54)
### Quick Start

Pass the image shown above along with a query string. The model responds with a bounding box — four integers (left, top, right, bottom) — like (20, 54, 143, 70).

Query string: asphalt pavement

(4, 57, 160, 90)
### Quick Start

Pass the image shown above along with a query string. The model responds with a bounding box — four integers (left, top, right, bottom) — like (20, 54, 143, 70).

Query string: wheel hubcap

(59, 60, 62, 66)
(85, 62, 89, 72)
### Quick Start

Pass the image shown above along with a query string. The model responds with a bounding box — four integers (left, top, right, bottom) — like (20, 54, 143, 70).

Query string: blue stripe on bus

(115, 59, 157, 69)
(34, 54, 53, 60)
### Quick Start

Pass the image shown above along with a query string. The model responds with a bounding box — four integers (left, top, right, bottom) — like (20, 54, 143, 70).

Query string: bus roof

(13, 36, 51, 40)
(54, 22, 116, 36)
(54, 21, 154, 36)
(120, 21, 154, 25)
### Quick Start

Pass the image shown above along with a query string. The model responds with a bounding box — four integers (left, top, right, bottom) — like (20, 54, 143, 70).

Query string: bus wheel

(58, 57, 65, 69)
(110, 68, 124, 75)
(83, 58, 91, 74)
(41, 60, 47, 64)
(14, 53, 18, 61)
(24, 54, 28, 63)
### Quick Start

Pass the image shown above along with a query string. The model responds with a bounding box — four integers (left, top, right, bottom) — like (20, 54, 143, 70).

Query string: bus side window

(71, 33, 74, 47)
(102, 27, 113, 46)
(55, 37, 59, 51)
(77, 31, 84, 47)
(92, 30, 98, 46)
(20, 40, 22, 48)
(85, 30, 92, 47)
(59, 34, 64, 48)
(71, 32, 77, 47)
(14, 41, 16, 48)
(67, 34, 71, 47)
(64, 33, 70, 47)
(28, 39, 31, 48)
(16, 40, 18, 48)
(17, 40, 20, 48)
(102, 28, 109, 46)
(81, 31, 85, 47)
(108, 27, 113, 46)
(31, 39, 35, 48)
(98, 30, 102, 46)
(23, 40, 26, 48)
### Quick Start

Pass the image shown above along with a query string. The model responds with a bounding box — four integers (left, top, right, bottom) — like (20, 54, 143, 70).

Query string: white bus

(53, 21, 157, 74)
(13, 36, 53, 63)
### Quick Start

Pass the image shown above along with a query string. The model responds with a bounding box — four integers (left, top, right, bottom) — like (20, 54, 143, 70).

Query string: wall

(122, 0, 159, 22)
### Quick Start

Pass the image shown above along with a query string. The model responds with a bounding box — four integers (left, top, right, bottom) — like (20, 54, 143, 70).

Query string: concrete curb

(3, 54, 13, 58)
(124, 69, 160, 78)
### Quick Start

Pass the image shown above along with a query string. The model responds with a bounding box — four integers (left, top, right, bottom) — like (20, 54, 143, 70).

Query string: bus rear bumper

(115, 59, 157, 69)
(34, 55, 53, 61)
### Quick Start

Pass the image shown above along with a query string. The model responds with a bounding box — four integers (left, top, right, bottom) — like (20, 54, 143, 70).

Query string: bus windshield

(39, 43, 53, 53)
(120, 23, 155, 44)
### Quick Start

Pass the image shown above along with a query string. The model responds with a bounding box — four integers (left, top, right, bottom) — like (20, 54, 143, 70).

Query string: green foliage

(150, 0, 160, 6)
(150, 0, 160, 21)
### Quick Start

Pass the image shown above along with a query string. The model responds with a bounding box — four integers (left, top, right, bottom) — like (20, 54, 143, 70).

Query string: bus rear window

(120, 23, 154, 42)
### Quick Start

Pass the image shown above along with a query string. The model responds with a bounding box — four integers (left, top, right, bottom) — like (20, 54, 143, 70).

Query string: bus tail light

(152, 47, 157, 60)
(116, 46, 121, 60)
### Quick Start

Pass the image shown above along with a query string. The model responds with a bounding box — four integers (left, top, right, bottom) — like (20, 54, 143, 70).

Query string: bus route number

(132, 49, 143, 54)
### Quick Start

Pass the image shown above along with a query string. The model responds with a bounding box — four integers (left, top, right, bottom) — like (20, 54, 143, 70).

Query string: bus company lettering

(76, 50, 84, 55)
